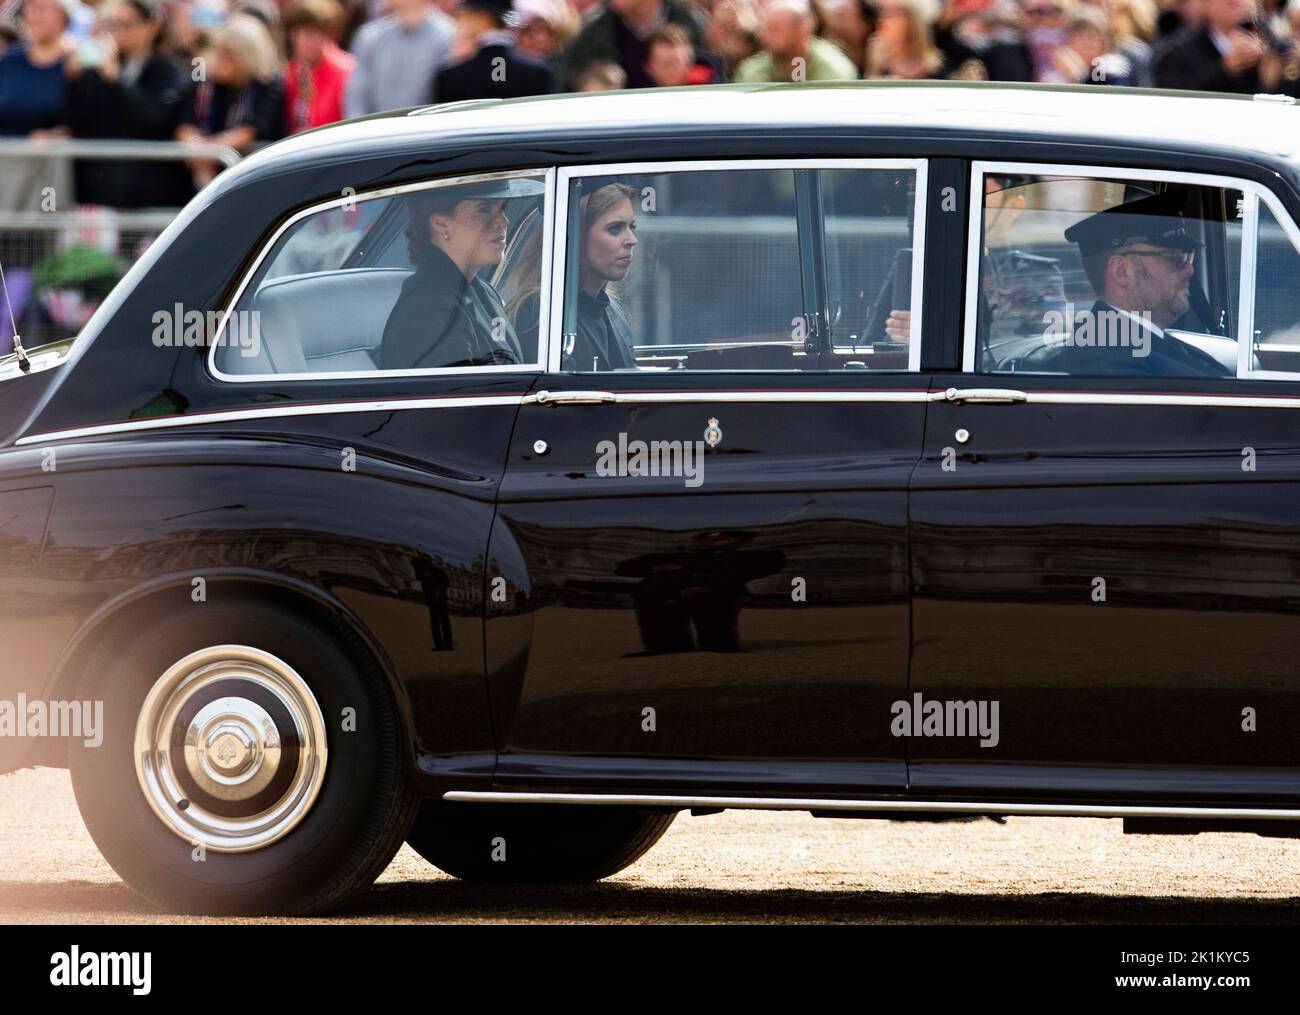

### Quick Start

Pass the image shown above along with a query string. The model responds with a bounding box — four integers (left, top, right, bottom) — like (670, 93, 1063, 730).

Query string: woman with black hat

(381, 176, 542, 370)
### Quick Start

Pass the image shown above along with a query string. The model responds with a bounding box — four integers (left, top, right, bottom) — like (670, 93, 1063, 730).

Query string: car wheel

(68, 602, 420, 915)
(407, 800, 677, 883)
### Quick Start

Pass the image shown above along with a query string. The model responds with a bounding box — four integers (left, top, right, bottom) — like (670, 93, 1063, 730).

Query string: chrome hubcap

(135, 645, 328, 852)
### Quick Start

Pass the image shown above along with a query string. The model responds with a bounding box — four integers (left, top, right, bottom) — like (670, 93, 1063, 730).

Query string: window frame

(549, 158, 930, 374)
(963, 160, 1300, 380)
(206, 166, 557, 383)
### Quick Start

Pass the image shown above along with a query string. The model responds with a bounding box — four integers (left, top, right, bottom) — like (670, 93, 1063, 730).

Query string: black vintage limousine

(5, 81, 1300, 914)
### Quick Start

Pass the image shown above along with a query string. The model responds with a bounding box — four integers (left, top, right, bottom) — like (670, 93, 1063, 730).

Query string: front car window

(970, 169, 1244, 379)
(212, 169, 548, 378)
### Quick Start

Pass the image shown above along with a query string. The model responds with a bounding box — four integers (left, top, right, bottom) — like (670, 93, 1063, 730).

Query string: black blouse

(568, 287, 636, 372)
(382, 245, 524, 370)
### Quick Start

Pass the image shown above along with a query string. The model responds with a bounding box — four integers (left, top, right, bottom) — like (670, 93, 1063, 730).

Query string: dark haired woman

(64, 0, 194, 208)
(381, 177, 543, 370)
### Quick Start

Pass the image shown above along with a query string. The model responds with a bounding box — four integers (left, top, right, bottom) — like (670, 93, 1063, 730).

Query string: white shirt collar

(1112, 305, 1164, 338)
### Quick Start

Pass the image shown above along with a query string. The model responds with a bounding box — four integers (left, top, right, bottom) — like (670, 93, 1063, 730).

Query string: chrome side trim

(442, 789, 1300, 821)
(24, 386, 1300, 447)
(593, 389, 939, 404)
(14, 394, 528, 446)
(1014, 390, 1300, 409)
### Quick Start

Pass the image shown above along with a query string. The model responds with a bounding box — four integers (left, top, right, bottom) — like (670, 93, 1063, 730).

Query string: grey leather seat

(216, 268, 412, 375)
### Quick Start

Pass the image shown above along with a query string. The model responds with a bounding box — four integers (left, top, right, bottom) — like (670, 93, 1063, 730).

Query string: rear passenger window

(556, 164, 924, 372)
(970, 169, 1242, 379)
(212, 169, 548, 378)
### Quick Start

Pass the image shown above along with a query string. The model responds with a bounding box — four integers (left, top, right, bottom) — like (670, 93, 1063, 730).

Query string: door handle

(524, 389, 618, 406)
(943, 387, 1028, 405)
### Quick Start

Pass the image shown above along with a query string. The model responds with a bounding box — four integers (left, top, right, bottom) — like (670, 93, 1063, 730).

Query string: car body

(7, 81, 1300, 912)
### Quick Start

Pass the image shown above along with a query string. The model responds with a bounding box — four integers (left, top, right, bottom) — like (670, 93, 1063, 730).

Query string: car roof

(249, 81, 1300, 169)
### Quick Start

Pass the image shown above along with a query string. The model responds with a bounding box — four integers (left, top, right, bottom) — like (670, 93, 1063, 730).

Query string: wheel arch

(41, 568, 417, 768)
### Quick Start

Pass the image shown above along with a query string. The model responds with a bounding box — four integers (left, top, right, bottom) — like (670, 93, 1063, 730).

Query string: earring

(443, 231, 449, 242)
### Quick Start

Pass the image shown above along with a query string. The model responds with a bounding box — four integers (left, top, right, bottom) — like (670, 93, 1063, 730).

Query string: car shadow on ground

(4, 878, 1300, 923)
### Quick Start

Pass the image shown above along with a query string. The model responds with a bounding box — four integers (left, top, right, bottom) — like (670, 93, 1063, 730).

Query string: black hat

(1064, 188, 1204, 258)
(411, 175, 544, 215)
(453, 176, 542, 200)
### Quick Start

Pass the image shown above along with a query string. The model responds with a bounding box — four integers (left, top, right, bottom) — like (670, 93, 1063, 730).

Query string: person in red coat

(284, 0, 355, 133)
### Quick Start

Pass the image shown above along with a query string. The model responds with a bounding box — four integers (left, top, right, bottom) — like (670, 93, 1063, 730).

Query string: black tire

(68, 601, 420, 916)
(407, 800, 677, 883)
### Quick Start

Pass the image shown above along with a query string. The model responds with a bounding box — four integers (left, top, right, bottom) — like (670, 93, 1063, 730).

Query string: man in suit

(434, 0, 554, 103)
(1035, 189, 1231, 378)
(1154, 0, 1298, 95)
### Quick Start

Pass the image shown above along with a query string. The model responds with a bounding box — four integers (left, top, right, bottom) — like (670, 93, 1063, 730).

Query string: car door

(485, 159, 934, 795)
(909, 160, 1300, 801)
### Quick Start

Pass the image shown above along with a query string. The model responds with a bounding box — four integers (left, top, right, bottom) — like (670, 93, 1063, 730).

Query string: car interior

(212, 166, 1300, 381)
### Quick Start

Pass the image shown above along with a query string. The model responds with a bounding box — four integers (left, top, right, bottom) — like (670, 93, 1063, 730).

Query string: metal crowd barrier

(0, 139, 241, 353)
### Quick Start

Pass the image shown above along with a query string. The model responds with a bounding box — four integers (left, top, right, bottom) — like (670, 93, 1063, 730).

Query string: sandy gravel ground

(2, 767, 1299, 924)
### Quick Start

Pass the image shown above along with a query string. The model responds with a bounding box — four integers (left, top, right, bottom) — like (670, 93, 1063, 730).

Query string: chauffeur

(1043, 188, 1231, 377)
(381, 177, 542, 370)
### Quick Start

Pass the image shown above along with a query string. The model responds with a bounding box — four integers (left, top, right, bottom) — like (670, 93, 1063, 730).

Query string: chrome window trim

(1240, 195, 1300, 380)
(1237, 190, 1259, 380)
(963, 160, 1300, 380)
(206, 167, 554, 384)
(550, 158, 930, 375)
(29, 387, 1300, 447)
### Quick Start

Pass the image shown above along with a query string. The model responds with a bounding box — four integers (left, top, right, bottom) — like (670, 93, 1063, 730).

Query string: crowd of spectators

(0, 0, 1299, 205)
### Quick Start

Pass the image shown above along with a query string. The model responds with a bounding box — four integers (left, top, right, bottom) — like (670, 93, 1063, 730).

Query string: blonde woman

(866, 0, 946, 78)
(176, 13, 284, 185)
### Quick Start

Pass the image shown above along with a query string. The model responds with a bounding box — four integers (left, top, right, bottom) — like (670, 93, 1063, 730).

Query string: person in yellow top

(732, 0, 859, 82)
